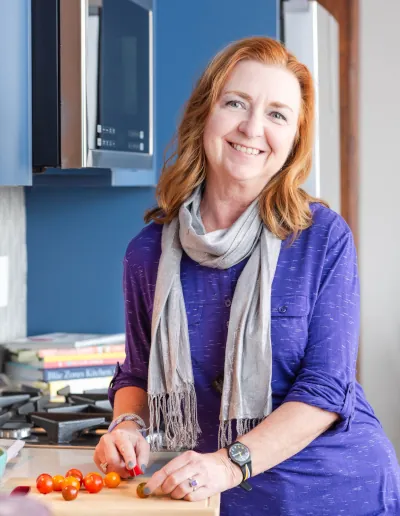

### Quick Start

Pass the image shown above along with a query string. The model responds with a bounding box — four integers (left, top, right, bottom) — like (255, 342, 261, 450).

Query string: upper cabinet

(0, 0, 155, 188)
(0, 0, 32, 187)
(31, 0, 156, 187)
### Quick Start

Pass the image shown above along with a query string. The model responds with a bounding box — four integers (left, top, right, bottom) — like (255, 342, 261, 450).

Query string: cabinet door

(0, 0, 32, 186)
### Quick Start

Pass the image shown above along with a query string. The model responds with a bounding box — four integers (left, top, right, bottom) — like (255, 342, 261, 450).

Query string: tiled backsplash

(0, 187, 26, 341)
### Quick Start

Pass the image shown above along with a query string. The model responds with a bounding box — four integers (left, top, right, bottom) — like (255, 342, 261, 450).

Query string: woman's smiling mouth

(228, 141, 265, 156)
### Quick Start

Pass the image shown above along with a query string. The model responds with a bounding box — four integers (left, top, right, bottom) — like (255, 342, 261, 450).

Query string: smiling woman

(96, 36, 400, 516)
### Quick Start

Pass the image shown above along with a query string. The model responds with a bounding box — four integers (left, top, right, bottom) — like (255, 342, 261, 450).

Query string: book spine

(43, 357, 123, 369)
(43, 365, 117, 382)
(42, 351, 125, 363)
(74, 334, 125, 348)
(39, 343, 125, 358)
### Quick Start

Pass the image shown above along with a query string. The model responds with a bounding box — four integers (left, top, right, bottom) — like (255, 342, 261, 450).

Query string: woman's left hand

(143, 449, 243, 501)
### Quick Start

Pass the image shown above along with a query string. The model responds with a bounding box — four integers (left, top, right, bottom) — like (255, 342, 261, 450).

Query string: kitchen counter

(0, 442, 221, 515)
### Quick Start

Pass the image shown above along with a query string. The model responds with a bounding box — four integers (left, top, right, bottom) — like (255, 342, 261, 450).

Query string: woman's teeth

(231, 143, 261, 155)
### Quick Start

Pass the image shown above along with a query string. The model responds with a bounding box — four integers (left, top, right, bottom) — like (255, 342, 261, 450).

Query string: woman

(94, 37, 400, 514)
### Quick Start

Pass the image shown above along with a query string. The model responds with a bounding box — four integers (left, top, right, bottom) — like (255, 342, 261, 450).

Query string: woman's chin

(218, 167, 270, 187)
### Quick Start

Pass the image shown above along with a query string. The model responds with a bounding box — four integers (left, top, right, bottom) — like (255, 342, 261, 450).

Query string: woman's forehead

(221, 60, 301, 111)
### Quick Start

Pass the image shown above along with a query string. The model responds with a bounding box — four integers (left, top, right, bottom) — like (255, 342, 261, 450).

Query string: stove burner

(0, 421, 32, 439)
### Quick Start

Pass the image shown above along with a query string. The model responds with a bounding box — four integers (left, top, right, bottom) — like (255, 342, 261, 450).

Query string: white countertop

(1, 443, 99, 488)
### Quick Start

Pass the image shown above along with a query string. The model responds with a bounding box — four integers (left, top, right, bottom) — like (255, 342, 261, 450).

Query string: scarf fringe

(218, 417, 264, 449)
(148, 383, 201, 451)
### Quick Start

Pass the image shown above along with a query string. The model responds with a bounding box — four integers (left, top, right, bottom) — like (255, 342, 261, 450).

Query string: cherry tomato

(52, 475, 65, 491)
(137, 482, 150, 499)
(83, 473, 103, 494)
(62, 476, 81, 491)
(83, 472, 103, 486)
(36, 474, 54, 495)
(65, 469, 83, 485)
(62, 485, 79, 501)
(104, 472, 121, 489)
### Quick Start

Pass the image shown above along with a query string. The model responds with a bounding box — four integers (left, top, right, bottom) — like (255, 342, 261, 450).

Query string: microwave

(31, 0, 154, 172)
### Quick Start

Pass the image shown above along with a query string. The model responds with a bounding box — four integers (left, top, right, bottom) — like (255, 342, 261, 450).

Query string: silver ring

(100, 462, 108, 472)
(188, 477, 198, 492)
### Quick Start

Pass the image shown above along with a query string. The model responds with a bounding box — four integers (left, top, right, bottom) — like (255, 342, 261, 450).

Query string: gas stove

(0, 385, 112, 449)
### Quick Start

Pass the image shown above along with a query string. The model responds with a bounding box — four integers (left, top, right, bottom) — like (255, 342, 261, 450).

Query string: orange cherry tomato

(65, 469, 83, 485)
(83, 473, 103, 494)
(104, 472, 121, 488)
(52, 475, 65, 491)
(62, 484, 79, 501)
(62, 476, 81, 491)
(36, 474, 54, 494)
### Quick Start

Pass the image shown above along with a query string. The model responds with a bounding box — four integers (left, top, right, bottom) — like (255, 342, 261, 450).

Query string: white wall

(0, 187, 26, 341)
(359, 0, 400, 455)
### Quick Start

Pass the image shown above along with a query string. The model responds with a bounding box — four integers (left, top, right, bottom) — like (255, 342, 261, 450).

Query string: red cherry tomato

(65, 468, 83, 485)
(36, 474, 54, 494)
(62, 485, 79, 501)
(83, 473, 103, 494)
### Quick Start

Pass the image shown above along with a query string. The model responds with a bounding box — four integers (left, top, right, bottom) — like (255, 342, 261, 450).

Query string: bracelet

(108, 413, 147, 435)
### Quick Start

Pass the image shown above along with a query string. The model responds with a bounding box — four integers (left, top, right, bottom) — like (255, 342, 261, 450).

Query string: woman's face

(203, 60, 301, 191)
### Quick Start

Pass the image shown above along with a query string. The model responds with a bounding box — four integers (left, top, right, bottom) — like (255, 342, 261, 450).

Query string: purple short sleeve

(284, 232, 359, 433)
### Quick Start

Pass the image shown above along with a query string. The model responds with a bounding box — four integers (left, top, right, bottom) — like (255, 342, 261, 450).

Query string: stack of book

(1, 332, 126, 397)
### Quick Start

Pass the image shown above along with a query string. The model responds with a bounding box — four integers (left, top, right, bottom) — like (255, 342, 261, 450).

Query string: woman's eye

(226, 100, 245, 109)
(270, 111, 287, 122)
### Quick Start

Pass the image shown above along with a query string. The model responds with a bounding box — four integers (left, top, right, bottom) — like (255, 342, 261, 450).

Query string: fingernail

(127, 461, 134, 469)
(143, 487, 151, 496)
(133, 465, 143, 476)
(141, 464, 147, 474)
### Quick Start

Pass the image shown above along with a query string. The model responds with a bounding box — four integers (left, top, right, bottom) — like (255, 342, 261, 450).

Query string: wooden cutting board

(3, 476, 220, 516)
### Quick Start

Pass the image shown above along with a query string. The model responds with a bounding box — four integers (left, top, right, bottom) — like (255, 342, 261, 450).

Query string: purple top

(109, 203, 400, 515)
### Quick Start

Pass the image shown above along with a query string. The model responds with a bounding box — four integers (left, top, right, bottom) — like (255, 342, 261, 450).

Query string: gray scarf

(148, 186, 281, 450)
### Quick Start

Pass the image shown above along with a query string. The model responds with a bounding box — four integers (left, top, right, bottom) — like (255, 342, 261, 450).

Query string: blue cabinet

(0, 0, 32, 186)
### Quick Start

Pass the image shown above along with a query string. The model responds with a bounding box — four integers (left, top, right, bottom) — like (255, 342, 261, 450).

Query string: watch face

(229, 442, 250, 465)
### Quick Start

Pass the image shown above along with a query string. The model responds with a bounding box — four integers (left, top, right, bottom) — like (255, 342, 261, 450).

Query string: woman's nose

(238, 112, 264, 139)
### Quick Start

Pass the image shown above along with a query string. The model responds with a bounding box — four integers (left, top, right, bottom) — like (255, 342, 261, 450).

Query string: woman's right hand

(93, 421, 150, 478)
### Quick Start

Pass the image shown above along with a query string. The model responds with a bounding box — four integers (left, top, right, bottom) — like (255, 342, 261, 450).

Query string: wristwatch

(226, 441, 252, 492)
